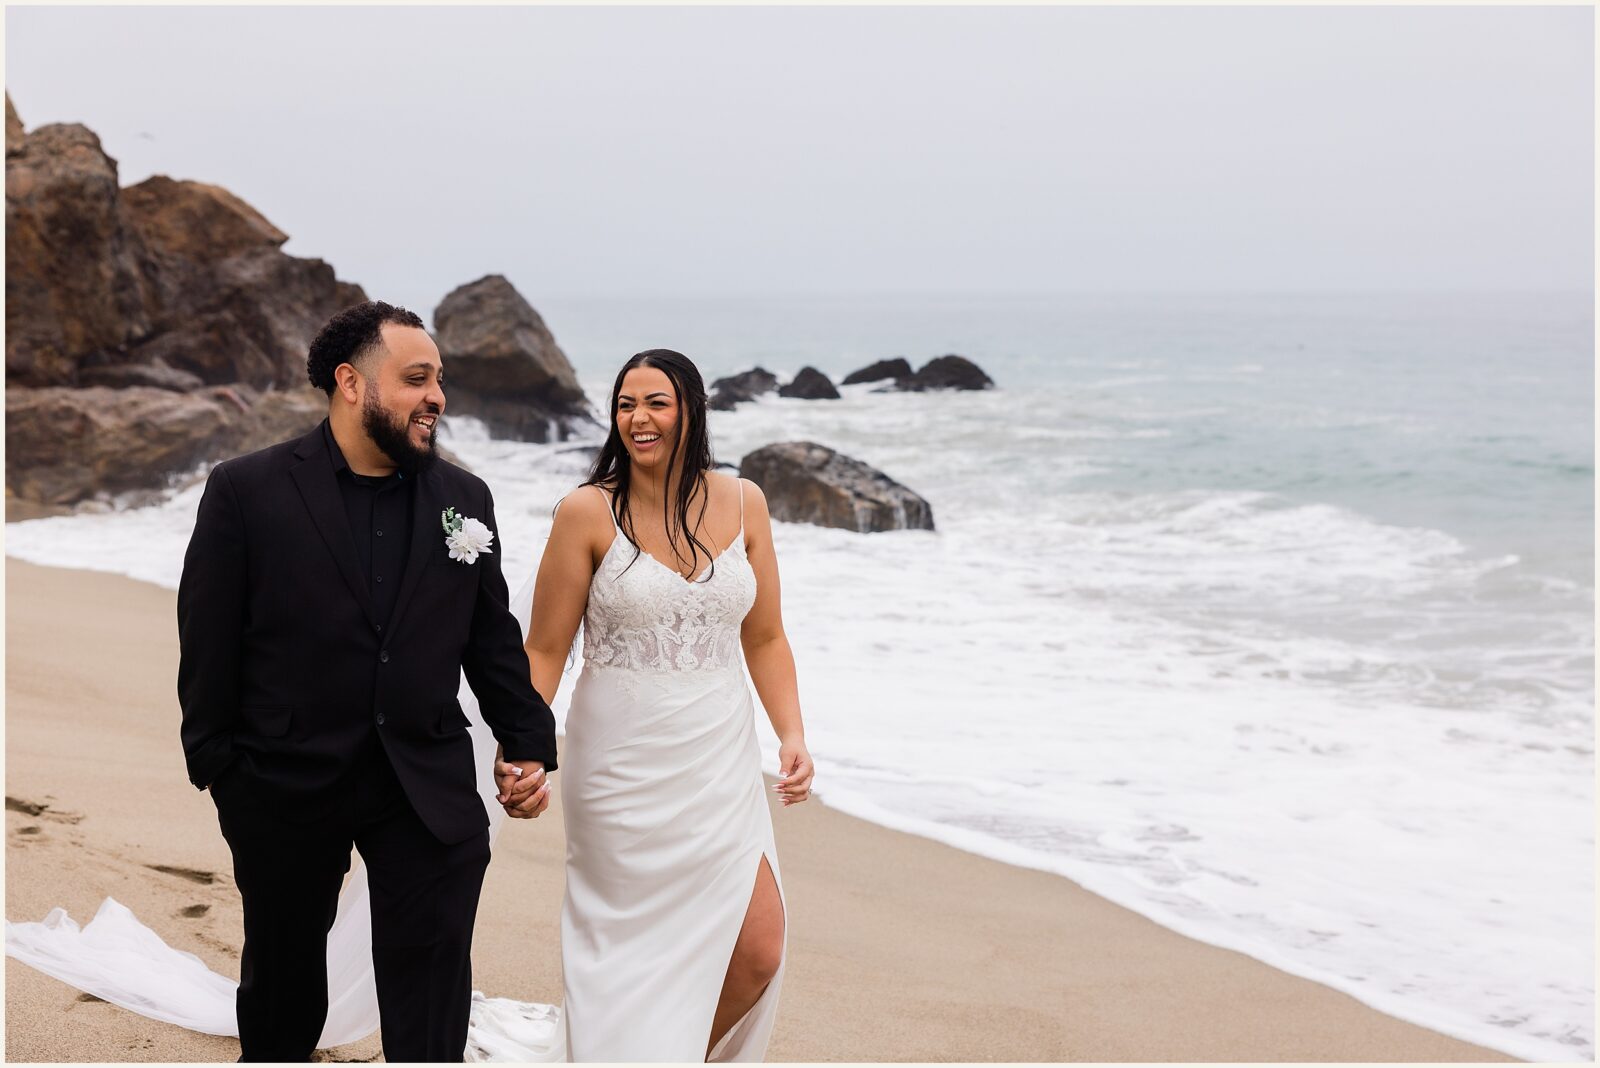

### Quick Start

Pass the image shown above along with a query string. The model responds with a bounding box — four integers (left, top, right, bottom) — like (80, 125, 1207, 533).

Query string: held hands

(774, 738, 814, 807)
(494, 745, 552, 819)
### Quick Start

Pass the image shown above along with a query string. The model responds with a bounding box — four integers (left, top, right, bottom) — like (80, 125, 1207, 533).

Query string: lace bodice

(581, 485, 757, 674)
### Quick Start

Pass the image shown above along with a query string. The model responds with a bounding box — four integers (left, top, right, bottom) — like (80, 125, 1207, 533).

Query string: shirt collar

(322, 420, 351, 476)
(324, 419, 407, 486)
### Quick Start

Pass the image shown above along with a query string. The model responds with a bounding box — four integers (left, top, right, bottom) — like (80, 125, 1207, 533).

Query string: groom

(177, 301, 556, 1062)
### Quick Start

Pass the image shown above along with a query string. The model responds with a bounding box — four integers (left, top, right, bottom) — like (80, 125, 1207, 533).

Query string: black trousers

(211, 743, 491, 1062)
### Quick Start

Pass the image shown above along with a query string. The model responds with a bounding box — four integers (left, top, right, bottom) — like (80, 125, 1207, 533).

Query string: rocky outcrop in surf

(738, 441, 933, 533)
(709, 367, 779, 411)
(898, 354, 994, 391)
(431, 274, 594, 442)
(840, 357, 912, 387)
(777, 366, 840, 400)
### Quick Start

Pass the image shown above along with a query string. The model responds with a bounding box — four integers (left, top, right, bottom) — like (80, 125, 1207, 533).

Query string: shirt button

(375, 575, 384, 584)
(375, 530, 384, 537)
(376, 713, 386, 726)
(374, 623, 382, 633)
(379, 651, 390, 663)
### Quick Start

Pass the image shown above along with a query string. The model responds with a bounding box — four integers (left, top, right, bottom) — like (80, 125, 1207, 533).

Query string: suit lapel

(288, 425, 378, 629)
(386, 462, 442, 640)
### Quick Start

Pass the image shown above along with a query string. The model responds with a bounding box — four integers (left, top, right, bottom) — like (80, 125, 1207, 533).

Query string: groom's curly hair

(306, 301, 427, 395)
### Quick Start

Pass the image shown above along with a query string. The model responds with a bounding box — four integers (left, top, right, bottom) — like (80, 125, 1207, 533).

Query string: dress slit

(705, 849, 788, 1063)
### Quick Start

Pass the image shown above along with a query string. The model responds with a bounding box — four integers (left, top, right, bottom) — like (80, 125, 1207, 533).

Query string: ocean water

(6, 292, 1593, 1060)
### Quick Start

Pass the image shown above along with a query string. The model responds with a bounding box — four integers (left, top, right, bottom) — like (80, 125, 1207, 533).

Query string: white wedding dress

(561, 483, 785, 1061)
(5, 480, 785, 1063)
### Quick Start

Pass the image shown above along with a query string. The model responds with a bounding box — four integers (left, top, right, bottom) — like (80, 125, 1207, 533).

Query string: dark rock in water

(903, 354, 994, 392)
(712, 367, 779, 398)
(433, 275, 594, 443)
(708, 367, 778, 410)
(77, 360, 204, 393)
(841, 357, 912, 386)
(739, 441, 934, 533)
(778, 366, 840, 400)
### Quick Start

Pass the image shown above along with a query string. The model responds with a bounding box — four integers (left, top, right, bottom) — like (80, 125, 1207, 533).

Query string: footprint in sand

(6, 796, 84, 824)
(13, 825, 41, 836)
(194, 932, 240, 959)
(146, 864, 216, 885)
(179, 904, 211, 918)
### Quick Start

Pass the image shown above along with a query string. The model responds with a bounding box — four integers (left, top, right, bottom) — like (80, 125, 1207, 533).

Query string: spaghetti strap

(594, 484, 621, 533)
(736, 477, 747, 541)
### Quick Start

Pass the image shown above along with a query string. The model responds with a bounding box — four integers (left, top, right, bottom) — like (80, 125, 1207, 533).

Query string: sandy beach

(4, 557, 1514, 1062)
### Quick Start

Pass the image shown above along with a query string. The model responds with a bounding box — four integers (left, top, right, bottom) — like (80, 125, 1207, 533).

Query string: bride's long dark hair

(583, 349, 718, 579)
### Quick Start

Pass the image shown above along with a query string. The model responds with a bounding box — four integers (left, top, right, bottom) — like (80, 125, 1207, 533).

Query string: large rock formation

(4, 100, 573, 507)
(432, 275, 593, 442)
(5, 99, 366, 394)
(778, 366, 840, 400)
(739, 441, 934, 533)
(1, 383, 459, 511)
(118, 239, 355, 389)
(119, 175, 287, 263)
(3, 97, 369, 506)
(5, 117, 156, 386)
(4, 384, 340, 506)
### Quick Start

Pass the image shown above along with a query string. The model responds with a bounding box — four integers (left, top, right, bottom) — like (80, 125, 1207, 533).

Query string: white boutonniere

(442, 507, 495, 564)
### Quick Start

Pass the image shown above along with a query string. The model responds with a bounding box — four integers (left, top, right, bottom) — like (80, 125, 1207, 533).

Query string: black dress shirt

(324, 422, 414, 632)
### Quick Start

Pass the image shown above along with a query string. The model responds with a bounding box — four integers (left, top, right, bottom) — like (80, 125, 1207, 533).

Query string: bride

(4, 348, 814, 1063)
(497, 347, 813, 1061)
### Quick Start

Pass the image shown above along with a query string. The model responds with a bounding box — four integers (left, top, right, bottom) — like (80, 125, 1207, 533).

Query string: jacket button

(376, 713, 386, 726)
(379, 650, 390, 663)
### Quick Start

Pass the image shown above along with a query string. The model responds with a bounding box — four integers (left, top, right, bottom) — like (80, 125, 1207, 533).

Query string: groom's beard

(362, 386, 440, 474)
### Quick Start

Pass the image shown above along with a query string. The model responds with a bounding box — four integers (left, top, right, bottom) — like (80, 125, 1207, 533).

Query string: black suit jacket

(177, 422, 557, 844)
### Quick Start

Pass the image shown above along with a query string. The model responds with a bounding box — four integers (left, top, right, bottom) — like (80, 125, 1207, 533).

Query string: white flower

(444, 513, 495, 564)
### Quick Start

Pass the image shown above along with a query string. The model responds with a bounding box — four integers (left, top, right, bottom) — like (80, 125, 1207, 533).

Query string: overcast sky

(6, 5, 1593, 312)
